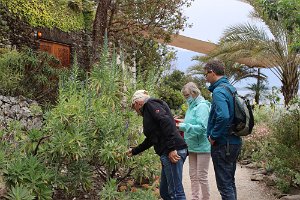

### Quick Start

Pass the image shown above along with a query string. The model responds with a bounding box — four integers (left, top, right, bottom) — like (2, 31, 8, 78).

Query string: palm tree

(245, 82, 269, 105)
(204, 1, 300, 106)
(187, 59, 266, 86)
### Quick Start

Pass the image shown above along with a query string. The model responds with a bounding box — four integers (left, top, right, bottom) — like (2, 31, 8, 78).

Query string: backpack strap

(217, 84, 236, 139)
(218, 84, 236, 97)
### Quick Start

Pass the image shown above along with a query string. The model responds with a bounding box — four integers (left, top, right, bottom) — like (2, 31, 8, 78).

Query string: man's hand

(168, 150, 181, 163)
(208, 136, 215, 146)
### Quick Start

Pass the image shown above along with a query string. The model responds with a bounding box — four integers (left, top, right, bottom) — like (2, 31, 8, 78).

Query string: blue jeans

(159, 148, 187, 200)
(211, 144, 241, 200)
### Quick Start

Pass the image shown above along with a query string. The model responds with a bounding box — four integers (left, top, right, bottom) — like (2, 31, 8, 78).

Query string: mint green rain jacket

(179, 96, 211, 153)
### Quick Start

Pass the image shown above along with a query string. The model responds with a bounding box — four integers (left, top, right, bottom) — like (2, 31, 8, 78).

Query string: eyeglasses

(204, 70, 213, 77)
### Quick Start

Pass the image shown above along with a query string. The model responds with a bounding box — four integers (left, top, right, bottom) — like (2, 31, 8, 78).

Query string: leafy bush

(241, 99, 300, 193)
(273, 99, 300, 150)
(4, 156, 53, 199)
(129, 149, 160, 185)
(0, 48, 65, 107)
(99, 178, 159, 200)
(6, 185, 35, 200)
(157, 85, 185, 110)
(124, 188, 158, 200)
(270, 99, 300, 192)
(1, 41, 161, 199)
(40, 44, 160, 198)
(99, 179, 121, 200)
(252, 105, 282, 124)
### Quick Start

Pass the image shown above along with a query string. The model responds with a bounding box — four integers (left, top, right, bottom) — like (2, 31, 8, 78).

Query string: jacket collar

(189, 95, 204, 108)
(208, 76, 229, 92)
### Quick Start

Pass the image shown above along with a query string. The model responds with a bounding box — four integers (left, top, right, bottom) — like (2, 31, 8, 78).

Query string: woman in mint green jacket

(178, 82, 211, 200)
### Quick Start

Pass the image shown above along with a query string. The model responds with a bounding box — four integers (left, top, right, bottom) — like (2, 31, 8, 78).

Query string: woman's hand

(174, 118, 184, 123)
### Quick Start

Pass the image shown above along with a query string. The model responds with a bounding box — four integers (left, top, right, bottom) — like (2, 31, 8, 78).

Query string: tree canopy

(0, 0, 95, 31)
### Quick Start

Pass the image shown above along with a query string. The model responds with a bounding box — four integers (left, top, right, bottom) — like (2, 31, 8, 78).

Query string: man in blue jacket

(204, 60, 242, 200)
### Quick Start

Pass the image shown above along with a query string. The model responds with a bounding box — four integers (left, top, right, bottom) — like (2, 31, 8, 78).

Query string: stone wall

(0, 95, 43, 130)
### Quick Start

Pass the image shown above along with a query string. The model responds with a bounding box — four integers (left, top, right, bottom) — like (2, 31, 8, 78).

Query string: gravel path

(183, 158, 277, 200)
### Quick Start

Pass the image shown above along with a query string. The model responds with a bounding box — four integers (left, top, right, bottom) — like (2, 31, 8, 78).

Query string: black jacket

(132, 98, 187, 156)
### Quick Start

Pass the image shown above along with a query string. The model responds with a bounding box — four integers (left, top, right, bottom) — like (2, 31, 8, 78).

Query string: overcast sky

(172, 0, 282, 94)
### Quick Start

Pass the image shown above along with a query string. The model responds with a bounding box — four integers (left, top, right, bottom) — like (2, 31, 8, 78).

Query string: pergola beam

(160, 34, 268, 67)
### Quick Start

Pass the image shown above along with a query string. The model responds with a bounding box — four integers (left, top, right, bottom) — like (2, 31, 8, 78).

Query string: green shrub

(39, 42, 161, 198)
(242, 98, 300, 193)
(1, 40, 163, 198)
(6, 185, 35, 200)
(276, 178, 290, 193)
(4, 155, 53, 199)
(252, 105, 282, 124)
(99, 140, 128, 175)
(272, 100, 300, 150)
(99, 179, 121, 200)
(129, 148, 160, 185)
(99, 179, 158, 200)
(0, 48, 65, 107)
(124, 188, 158, 200)
(157, 85, 185, 110)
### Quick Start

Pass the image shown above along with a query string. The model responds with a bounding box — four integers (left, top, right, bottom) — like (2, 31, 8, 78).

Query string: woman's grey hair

(181, 82, 201, 96)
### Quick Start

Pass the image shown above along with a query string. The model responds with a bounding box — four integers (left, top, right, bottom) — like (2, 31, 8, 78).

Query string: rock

(21, 107, 31, 117)
(264, 174, 277, 186)
(0, 175, 7, 197)
(240, 159, 251, 165)
(119, 185, 127, 192)
(131, 187, 137, 192)
(280, 195, 300, 200)
(142, 184, 150, 189)
(19, 100, 29, 108)
(11, 104, 21, 113)
(126, 179, 135, 187)
(2, 96, 9, 103)
(9, 96, 17, 104)
(245, 162, 258, 169)
(0, 95, 43, 131)
(252, 168, 268, 175)
(250, 174, 264, 181)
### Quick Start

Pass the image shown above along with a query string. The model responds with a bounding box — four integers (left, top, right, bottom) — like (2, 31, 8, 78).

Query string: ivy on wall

(0, 0, 94, 31)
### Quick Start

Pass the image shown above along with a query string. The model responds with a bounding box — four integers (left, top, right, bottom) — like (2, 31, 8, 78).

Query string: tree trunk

(92, 0, 111, 67)
(281, 65, 299, 106)
(255, 68, 261, 105)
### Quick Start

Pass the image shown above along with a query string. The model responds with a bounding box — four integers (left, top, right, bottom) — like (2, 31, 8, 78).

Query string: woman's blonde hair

(181, 82, 201, 96)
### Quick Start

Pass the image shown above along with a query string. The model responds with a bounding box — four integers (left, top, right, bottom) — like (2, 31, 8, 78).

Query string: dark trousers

(211, 144, 241, 200)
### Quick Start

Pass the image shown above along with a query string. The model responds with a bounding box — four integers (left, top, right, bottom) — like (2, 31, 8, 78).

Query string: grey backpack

(221, 85, 255, 136)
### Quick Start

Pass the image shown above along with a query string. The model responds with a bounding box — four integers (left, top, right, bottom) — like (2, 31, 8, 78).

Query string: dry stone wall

(0, 95, 43, 130)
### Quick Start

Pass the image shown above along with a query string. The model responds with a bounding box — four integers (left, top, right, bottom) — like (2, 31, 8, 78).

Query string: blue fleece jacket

(207, 76, 242, 145)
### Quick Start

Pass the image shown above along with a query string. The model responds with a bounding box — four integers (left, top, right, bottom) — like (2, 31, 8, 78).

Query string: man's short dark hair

(204, 60, 225, 76)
